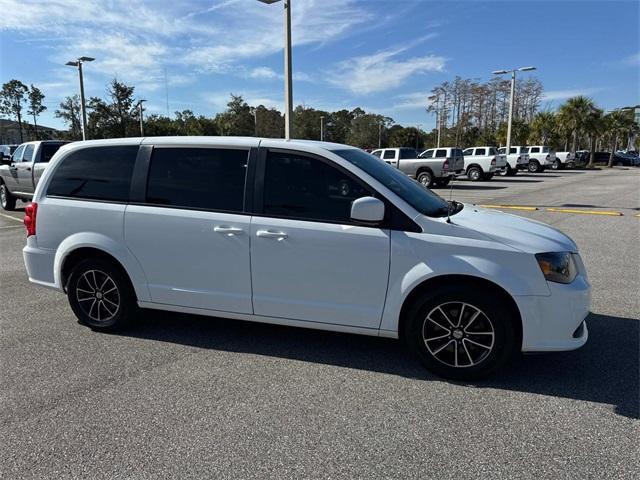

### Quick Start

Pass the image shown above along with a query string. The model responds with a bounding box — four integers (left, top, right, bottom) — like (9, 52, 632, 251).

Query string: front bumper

(516, 274, 591, 352)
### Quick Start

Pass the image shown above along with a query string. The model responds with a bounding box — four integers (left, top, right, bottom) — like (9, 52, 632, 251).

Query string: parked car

(497, 146, 529, 175)
(575, 150, 590, 165)
(0, 140, 68, 210)
(611, 151, 640, 167)
(22, 137, 590, 380)
(0, 144, 18, 159)
(371, 147, 463, 188)
(553, 152, 576, 169)
(523, 146, 555, 173)
(461, 146, 507, 181)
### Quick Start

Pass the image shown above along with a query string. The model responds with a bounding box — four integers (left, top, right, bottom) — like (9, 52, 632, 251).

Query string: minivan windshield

(331, 148, 453, 217)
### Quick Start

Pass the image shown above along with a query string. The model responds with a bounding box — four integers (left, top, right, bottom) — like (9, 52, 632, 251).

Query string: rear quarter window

(47, 146, 138, 202)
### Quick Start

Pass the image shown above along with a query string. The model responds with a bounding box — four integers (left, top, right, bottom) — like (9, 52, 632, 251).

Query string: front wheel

(417, 170, 434, 188)
(552, 160, 561, 170)
(404, 286, 517, 380)
(528, 160, 541, 173)
(67, 258, 137, 331)
(0, 184, 16, 211)
(467, 166, 482, 181)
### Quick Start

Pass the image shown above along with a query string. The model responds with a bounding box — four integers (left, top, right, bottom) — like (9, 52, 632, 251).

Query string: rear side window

(22, 145, 35, 162)
(383, 150, 395, 160)
(530, 147, 540, 153)
(146, 147, 248, 212)
(47, 146, 138, 202)
(488, 148, 497, 155)
(435, 149, 447, 158)
(475, 148, 486, 156)
(263, 151, 370, 224)
(454, 149, 463, 157)
(399, 148, 418, 159)
(40, 143, 64, 163)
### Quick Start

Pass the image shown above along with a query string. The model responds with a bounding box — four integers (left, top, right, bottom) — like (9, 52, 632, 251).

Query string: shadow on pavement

(521, 174, 561, 178)
(120, 310, 639, 419)
(449, 185, 508, 190)
(489, 179, 543, 183)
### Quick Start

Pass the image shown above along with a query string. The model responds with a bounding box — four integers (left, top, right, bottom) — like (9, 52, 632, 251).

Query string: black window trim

(127, 144, 257, 217)
(253, 147, 421, 232)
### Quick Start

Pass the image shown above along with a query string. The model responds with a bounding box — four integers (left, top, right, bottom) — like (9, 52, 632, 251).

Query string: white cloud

(391, 91, 431, 110)
(328, 45, 446, 95)
(249, 67, 279, 80)
(541, 88, 603, 101)
(203, 91, 282, 111)
(623, 52, 640, 66)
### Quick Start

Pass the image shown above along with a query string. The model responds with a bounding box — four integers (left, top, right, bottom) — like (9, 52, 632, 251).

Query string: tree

(584, 107, 604, 168)
(496, 119, 529, 146)
(0, 80, 29, 142)
(254, 105, 283, 138)
(558, 96, 594, 152)
(27, 85, 47, 140)
(55, 95, 82, 140)
(215, 95, 254, 136)
(605, 109, 636, 167)
(347, 111, 392, 149)
(529, 111, 557, 146)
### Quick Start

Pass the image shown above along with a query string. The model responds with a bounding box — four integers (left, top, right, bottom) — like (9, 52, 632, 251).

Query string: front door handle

(214, 226, 244, 236)
(256, 230, 288, 241)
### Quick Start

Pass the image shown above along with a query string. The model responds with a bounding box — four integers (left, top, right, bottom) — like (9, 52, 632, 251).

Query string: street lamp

(258, 0, 293, 140)
(492, 66, 536, 153)
(136, 99, 146, 136)
(66, 56, 95, 141)
(320, 115, 325, 141)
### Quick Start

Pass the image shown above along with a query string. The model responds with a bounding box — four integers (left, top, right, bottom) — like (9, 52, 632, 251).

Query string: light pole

(320, 115, 325, 141)
(66, 56, 94, 141)
(416, 123, 422, 150)
(136, 99, 146, 136)
(492, 66, 536, 153)
(258, 0, 293, 140)
(378, 122, 383, 148)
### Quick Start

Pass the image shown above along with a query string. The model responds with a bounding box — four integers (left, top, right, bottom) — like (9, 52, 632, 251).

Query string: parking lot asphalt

(1, 167, 639, 479)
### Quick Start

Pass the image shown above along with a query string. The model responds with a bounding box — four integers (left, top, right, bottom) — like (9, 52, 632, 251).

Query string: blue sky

(0, 0, 638, 131)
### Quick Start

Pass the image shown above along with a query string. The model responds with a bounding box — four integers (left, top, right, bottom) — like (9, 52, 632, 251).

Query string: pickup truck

(553, 152, 576, 169)
(0, 140, 68, 210)
(461, 146, 507, 181)
(371, 147, 464, 188)
(524, 145, 555, 173)
(497, 146, 529, 175)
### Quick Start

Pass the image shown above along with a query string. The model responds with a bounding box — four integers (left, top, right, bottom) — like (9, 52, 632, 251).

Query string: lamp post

(320, 115, 325, 141)
(416, 124, 422, 150)
(66, 56, 95, 141)
(258, 0, 293, 140)
(136, 99, 146, 136)
(492, 66, 536, 153)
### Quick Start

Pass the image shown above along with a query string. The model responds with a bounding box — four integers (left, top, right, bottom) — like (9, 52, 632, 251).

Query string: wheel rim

(422, 302, 495, 368)
(0, 186, 6, 207)
(76, 269, 120, 323)
(419, 173, 431, 186)
(528, 163, 537, 172)
(469, 169, 479, 180)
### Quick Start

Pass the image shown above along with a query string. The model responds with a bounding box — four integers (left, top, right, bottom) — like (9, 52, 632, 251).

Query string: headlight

(535, 252, 578, 284)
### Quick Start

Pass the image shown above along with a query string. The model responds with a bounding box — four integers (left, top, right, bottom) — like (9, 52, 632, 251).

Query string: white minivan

(22, 137, 590, 379)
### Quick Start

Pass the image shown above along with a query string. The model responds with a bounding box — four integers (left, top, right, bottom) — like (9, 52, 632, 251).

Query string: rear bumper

(516, 274, 591, 352)
(23, 243, 61, 291)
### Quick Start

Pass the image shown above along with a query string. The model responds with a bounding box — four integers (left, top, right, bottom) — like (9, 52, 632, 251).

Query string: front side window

(47, 146, 138, 202)
(371, 150, 382, 158)
(420, 150, 434, 159)
(383, 150, 396, 160)
(263, 151, 370, 223)
(463, 149, 473, 156)
(146, 147, 248, 212)
(12, 145, 25, 162)
(435, 149, 447, 158)
(22, 145, 35, 162)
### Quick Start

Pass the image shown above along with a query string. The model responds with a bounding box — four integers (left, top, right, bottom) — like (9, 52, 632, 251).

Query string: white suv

(22, 137, 590, 379)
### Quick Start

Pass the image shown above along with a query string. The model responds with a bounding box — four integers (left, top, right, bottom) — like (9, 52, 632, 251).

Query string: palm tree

(529, 111, 556, 145)
(606, 109, 638, 167)
(558, 96, 595, 152)
(583, 107, 604, 168)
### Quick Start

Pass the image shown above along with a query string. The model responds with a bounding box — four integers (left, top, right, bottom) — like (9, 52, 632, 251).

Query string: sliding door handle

(256, 230, 288, 241)
(214, 226, 244, 236)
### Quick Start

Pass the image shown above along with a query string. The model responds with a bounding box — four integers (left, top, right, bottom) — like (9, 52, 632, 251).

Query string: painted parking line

(479, 205, 539, 211)
(546, 208, 623, 216)
(0, 225, 23, 230)
(0, 212, 23, 223)
(635, 213, 640, 218)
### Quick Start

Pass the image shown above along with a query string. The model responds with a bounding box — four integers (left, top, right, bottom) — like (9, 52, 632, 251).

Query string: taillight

(443, 159, 450, 170)
(546, 154, 550, 160)
(491, 157, 497, 165)
(24, 202, 37, 237)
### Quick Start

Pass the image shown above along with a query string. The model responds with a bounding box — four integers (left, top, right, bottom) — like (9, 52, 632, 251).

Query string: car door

(124, 145, 254, 314)
(250, 148, 391, 329)
(4, 144, 24, 191)
(17, 144, 35, 193)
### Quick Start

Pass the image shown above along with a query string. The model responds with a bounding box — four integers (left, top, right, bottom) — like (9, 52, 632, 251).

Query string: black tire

(67, 257, 137, 332)
(434, 177, 451, 188)
(551, 160, 561, 170)
(417, 170, 434, 188)
(0, 183, 16, 211)
(482, 173, 494, 181)
(528, 160, 541, 173)
(404, 285, 517, 380)
(467, 166, 482, 182)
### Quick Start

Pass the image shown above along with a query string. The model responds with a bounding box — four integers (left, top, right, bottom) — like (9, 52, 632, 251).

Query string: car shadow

(489, 179, 543, 183)
(449, 185, 508, 190)
(118, 311, 638, 419)
(521, 174, 561, 178)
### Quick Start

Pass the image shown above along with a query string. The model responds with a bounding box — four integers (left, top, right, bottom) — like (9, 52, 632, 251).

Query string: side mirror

(350, 196, 385, 224)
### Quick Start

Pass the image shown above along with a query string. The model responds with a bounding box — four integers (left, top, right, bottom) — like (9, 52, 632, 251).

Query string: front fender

(53, 232, 151, 301)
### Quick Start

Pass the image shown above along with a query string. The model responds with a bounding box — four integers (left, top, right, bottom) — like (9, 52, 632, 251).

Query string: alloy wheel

(75, 269, 120, 323)
(422, 301, 495, 368)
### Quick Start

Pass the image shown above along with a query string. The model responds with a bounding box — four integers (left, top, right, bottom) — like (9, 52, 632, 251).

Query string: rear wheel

(528, 160, 541, 173)
(417, 170, 434, 188)
(67, 258, 137, 331)
(0, 184, 16, 211)
(467, 166, 482, 182)
(552, 160, 561, 170)
(404, 285, 517, 380)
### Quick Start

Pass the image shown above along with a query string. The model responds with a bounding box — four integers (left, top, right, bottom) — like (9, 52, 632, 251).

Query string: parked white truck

(553, 152, 576, 169)
(371, 147, 464, 188)
(524, 146, 556, 173)
(461, 146, 507, 181)
(497, 146, 530, 175)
